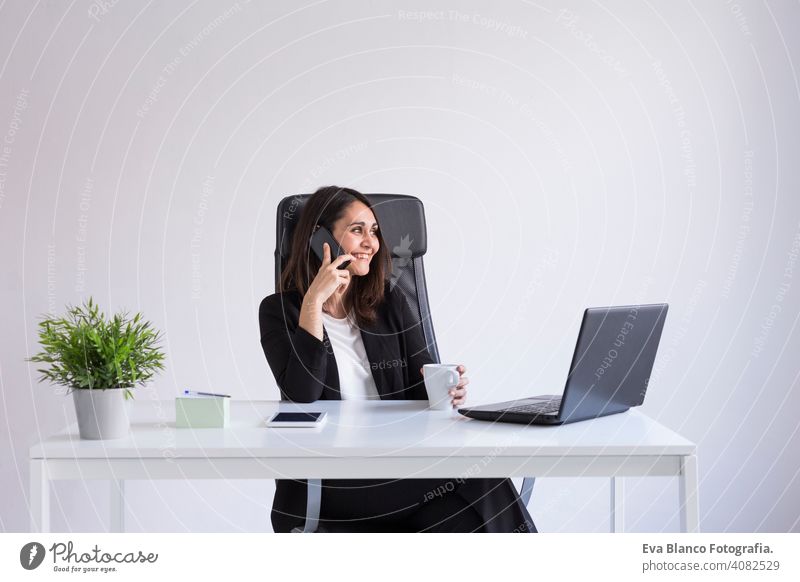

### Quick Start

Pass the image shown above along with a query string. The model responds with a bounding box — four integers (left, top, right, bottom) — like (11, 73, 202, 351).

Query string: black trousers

(272, 477, 536, 533)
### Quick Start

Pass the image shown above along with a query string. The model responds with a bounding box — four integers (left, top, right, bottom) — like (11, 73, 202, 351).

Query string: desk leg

(30, 460, 50, 533)
(610, 477, 625, 533)
(679, 455, 700, 532)
(110, 480, 125, 533)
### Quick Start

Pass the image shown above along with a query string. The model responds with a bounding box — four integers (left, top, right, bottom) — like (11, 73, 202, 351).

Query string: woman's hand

(419, 364, 469, 408)
(450, 365, 469, 407)
(305, 242, 354, 306)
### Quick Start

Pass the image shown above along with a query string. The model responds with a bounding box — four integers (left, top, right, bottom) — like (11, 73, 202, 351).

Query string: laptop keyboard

(503, 400, 561, 415)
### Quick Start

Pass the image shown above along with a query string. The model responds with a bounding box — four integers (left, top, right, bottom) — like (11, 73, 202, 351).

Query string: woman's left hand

(450, 364, 469, 407)
(420, 364, 469, 407)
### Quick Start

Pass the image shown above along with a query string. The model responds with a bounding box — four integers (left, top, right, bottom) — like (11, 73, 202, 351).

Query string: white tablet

(265, 411, 327, 428)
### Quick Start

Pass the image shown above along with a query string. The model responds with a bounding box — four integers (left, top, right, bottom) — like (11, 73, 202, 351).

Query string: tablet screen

(270, 412, 323, 423)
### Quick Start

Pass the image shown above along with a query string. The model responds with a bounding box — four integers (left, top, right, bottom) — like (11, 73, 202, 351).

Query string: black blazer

(258, 282, 535, 533)
(259, 281, 435, 403)
(258, 281, 435, 531)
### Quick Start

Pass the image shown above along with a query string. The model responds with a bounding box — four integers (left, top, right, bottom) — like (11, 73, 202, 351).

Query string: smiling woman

(259, 185, 535, 533)
(279, 186, 391, 328)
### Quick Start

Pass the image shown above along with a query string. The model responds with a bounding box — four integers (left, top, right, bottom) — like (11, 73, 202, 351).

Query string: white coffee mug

(422, 364, 460, 410)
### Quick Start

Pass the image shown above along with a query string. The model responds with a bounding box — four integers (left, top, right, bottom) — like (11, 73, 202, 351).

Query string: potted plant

(29, 298, 165, 440)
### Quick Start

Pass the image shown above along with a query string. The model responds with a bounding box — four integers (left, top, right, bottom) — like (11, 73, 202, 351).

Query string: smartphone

(265, 411, 328, 428)
(310, 227, 350, 269)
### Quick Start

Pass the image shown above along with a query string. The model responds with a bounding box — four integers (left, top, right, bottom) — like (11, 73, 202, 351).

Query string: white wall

(1, 0, 798, 532)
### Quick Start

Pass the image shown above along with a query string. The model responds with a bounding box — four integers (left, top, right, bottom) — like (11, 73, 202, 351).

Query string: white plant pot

(72, 388, 132, 440)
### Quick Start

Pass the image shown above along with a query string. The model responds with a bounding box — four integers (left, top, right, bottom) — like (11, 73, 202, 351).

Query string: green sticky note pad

(176, 397, 230, 428)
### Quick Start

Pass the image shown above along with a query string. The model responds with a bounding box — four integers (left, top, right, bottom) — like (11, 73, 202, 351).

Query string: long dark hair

(280, 186, 390, 327)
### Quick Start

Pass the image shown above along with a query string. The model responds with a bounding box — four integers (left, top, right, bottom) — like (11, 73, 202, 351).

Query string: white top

(321, 311, 380, 400)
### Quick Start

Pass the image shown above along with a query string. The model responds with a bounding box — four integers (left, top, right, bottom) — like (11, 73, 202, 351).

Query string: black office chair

(273, 193, 534, 532)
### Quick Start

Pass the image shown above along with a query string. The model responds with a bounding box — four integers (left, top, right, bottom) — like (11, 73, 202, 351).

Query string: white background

(1, 0, 798, 533)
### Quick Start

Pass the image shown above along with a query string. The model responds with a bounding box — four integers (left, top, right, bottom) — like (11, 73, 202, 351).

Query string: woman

(259, 185, 536, 533)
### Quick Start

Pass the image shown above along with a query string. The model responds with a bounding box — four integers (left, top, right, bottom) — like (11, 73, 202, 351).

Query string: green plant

(28, 298, 165, 399)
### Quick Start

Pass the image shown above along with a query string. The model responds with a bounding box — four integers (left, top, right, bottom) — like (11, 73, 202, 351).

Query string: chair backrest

(274, 193, 440, 363)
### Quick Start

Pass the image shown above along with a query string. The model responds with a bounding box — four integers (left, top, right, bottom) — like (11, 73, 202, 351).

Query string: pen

(183, 389, 231, 398)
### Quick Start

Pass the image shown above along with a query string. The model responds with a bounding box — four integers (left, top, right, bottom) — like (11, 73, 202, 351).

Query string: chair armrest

(291, 479, 322, 533)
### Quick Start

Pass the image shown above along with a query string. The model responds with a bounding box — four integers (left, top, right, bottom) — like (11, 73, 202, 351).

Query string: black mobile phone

(310, 227, 350, 269)
(265, 411, 328, 427)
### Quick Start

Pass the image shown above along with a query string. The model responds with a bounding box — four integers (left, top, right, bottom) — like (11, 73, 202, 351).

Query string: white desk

(29, 400, 699, 532)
